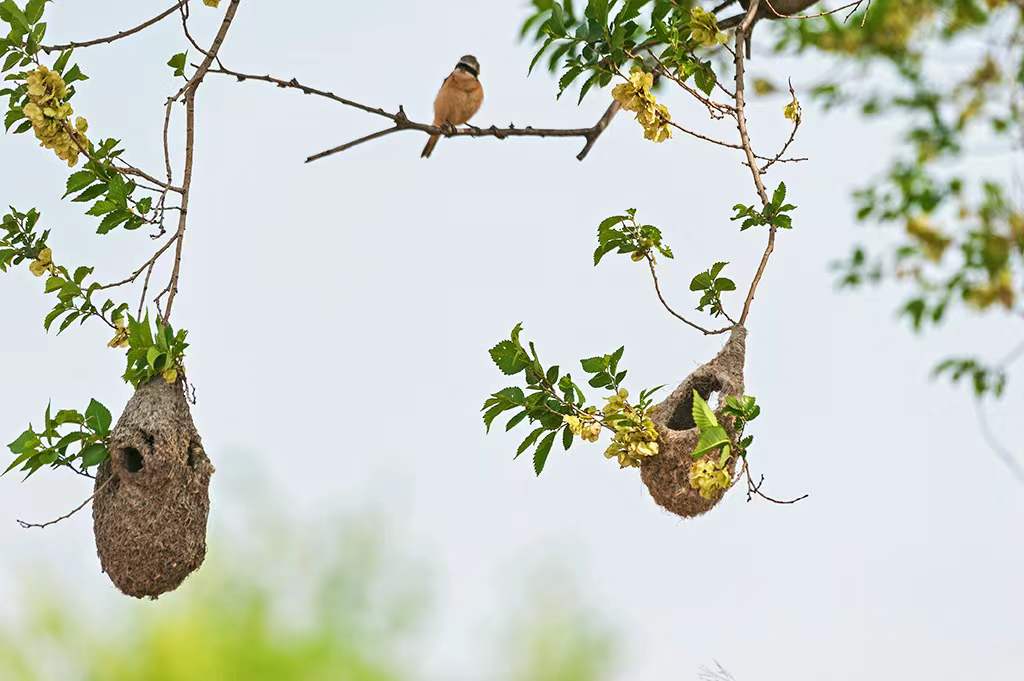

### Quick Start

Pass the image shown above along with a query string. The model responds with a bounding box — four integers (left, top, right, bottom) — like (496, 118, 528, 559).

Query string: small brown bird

(421, 55, 484, 159)
(716, 0, 819, 57)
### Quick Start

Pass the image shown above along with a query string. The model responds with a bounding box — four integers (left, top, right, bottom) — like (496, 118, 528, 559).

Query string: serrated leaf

(516, 427, 546, 458)
(533, 430, 557, 475)
(84, 398, 111, 436)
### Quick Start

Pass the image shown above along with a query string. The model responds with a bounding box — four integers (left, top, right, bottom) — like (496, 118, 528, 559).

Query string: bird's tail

(421, 134, 440, 159)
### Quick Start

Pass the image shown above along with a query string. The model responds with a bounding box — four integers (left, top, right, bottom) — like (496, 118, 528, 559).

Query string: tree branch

(733, 0, 778, 328)
(205, 66, 625, 161)
(40, 1, 190, 53)
(164, 0, 241, 322)
(17, 477, 111, 530)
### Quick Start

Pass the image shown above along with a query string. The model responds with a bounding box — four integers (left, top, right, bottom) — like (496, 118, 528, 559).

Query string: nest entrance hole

(119, 447, 145, 473)
(664, 376, 722, 431)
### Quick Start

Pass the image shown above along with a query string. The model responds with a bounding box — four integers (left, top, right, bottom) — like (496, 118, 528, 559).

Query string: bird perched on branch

(421, 55, 484, 159)
(716, 0, 820, 57)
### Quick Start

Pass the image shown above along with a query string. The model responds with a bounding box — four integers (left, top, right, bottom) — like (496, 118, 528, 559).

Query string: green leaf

(72, 183, 108, 202)
(580, 356, 607, 373)
(691, 425, 730, 458)
(772, 182, 787, 207)
(691, 390, 719, 431)
(84, 398, 112, 436)
(53, 409, 84, 426)
(505, 410, 528, 431)
(516, 427, 546, 458)
(64, 170, 96, 197)
(97, 209, 131, 234)
(62, 63, 87, 84)
(80, 443, 109, 467)
(25, 0, 43, 24)
(561, 425, 573, 450)
(533, 430, 557, 475)
(167, 51, 187, 77)
(489, 326, 531, 376)
(52, 49, 72, 74)
(690, 272, 713, 291)
(2, 1, 31, 32)
(7, 428, 37, 454)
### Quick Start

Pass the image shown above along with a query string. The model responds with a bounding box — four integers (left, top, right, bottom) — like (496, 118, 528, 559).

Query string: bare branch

(164, 0, 242, 322)
(40, 1, 190, 53)
(733, 0, 779, 328)
(17, 478, 111, 530)
(205, 66, 625, 161)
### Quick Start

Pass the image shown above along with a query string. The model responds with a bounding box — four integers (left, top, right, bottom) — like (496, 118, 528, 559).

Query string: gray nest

(640, 327, 746, 518)
(92, 377, 213, 599)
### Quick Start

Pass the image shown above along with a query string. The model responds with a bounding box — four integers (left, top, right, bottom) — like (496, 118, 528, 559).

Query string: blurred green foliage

(0, 512, 617, 681)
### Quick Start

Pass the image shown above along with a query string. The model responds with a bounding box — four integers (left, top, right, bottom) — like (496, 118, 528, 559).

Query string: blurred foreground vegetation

(0, 511, 616, 681)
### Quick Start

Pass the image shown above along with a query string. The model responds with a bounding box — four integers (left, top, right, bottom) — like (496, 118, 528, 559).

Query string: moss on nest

(640, 327, 746, 518)
(92, 377, 213, 599)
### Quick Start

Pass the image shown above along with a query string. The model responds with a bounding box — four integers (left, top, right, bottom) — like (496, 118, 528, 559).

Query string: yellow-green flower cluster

(688, 459, 732, 500)
(784, 94, 802, 123)
(28, 247, 54, 277)
(612, 68, 672, 143)
(689, 7, 728, 48)
(564, 413, 602, 443)
(22, 66, 89, 167)
(602, 389, 659, 468)
(203, 0, 221, 6)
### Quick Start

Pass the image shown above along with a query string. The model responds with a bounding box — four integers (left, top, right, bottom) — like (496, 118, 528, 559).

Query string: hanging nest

(92, 376, 213, 599)
(640, 327, 746, 518)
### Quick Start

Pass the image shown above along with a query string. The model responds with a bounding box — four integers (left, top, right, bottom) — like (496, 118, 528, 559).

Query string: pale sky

(1, 2, 1022, 680)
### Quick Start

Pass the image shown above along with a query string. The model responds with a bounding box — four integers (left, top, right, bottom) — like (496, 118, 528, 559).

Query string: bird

(421, 55, 484, 159)
(715, 0, 820, 57)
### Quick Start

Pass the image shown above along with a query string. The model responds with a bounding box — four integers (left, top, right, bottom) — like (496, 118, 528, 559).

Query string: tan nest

(92, 377, 213, 599)
(640, 327, 746, 518)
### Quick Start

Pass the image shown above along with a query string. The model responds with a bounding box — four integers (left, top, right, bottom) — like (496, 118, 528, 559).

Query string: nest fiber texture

(640, 327, 746, 518)
(93, 377, 213, 599)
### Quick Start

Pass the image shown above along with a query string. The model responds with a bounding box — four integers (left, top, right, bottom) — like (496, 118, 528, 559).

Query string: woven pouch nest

(92, 377, 213, 599)
(640, 327, 746, 518)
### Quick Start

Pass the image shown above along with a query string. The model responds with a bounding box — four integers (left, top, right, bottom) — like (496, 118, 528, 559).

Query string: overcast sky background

(1, 2, 1022, 680)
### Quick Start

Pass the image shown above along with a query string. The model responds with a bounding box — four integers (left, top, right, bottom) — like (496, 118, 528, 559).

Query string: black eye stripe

(456, 63, 479, 78)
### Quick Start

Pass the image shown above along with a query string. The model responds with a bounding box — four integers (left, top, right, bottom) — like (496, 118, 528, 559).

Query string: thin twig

(760, 80, 802, 173)
(742, 458, 809, 504)
(40, 1, 190, 53)
(17, 477, 111, 530)
(95, 234, 178, 291)
(646, 256, 733, 335)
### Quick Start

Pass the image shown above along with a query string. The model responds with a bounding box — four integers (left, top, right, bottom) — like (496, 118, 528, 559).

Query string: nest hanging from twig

(640, 327, 746, 518)
(92, 377, 213, 599)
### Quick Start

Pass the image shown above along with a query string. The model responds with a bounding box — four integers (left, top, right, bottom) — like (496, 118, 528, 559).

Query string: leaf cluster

(690, 390, 760, 464)
(689, 260, 735, 318)
(522, 1, 722, 103)
(5, 398, 111, 479)
(484, 324, 659, 476)
(122, 312, 188, 387)
(594, 208, 673, 265)
(731, 182, 796, 231)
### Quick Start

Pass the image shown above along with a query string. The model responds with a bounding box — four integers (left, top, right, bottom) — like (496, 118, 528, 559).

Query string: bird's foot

(441, 122, 457, 136)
